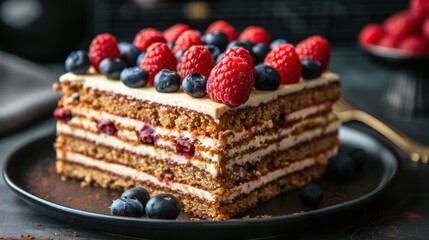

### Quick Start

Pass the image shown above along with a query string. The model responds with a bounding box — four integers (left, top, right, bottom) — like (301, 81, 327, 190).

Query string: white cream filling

(60, 72, 339, 119)
(225, 120, 340, 168)
(223, 114, 338, 160)
(57, 148, 337, 202)
(286, 101, 333, 121)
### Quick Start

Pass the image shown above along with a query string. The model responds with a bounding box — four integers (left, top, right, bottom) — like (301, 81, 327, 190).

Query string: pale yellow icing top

(60, 72, 339, 119)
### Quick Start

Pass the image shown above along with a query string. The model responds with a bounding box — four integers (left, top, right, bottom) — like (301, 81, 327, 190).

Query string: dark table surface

(1, 46, 429, 239)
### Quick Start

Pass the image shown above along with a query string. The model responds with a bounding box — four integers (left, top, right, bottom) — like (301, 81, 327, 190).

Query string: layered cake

(54, 21, 340, 220)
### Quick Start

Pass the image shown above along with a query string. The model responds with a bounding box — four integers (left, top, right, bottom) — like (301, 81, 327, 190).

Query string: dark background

(0, 0, 408, 63)
(2, 1, 429, 239)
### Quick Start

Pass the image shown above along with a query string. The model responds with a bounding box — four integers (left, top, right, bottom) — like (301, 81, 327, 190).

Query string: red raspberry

(410, 0, 429, 20)
(172, 30, 203, 54)
(398, 35, 429, 55)
(163, 23, 190, 43)
(206, 20, 238, 42)
(177, 45, 214, 80)
(222, 46, 256, 79)
(139, 42, 177, 86)
(358, 24, 384, 46)
(238, 26, 271, 46)
(88, 33, 121, 73)
(133, 28, 166, 52)
(207, 56, 254, 107)
(175, 137, 195, 158)
(383, 11, 420, 39)
(53, 107, 72, 122)
(296, 35, 331, 71)
(422, 17, 429, 42)
(264, 44, 301, 85)
(378, 34, 402, 48)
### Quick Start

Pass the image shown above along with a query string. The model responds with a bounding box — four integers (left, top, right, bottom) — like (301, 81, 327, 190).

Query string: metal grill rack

(90, 0, 407, 43)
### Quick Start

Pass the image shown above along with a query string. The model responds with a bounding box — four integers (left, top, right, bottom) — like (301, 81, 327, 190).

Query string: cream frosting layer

(60, 72, 339, 119)
(57, 147, 337, 202)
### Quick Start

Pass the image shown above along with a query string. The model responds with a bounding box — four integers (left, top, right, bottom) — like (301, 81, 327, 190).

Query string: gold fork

(333, 96, 429, 163)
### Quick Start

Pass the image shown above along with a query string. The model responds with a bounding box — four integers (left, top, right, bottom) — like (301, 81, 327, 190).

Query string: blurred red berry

(383, 11, 420, 39)
(410, 0, 429, 20)
(163, 24, 190, 43)
(238, 26, 271, 45)
(398, 35, 429, 55)
(206, 20, 238, 42)
(377, 34, 402, 48)
(172, 30, 203, 54)
(422, 17, 429, 42)
(359, 24, 385, 46)
(133, 28, 166, 52)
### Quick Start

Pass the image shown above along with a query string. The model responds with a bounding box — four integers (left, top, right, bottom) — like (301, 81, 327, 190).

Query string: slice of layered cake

(54, 22, 340, 220)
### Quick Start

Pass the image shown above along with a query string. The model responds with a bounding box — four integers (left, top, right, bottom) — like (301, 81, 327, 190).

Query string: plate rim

(2, 125, 400, 229)
(360, 43, 429, 61)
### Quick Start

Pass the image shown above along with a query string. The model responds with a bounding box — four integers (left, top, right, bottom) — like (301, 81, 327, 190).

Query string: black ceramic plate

(3, 126, 399, 240)
(361, 44, 429, 67)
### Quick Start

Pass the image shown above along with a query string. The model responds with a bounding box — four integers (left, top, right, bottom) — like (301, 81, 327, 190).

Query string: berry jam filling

(53, 107, 72, 122)
(175, 137, 195, 158)
(138, 125, 155, 145)
(273, 111, 287, 129)
(98, 120, 117, 136)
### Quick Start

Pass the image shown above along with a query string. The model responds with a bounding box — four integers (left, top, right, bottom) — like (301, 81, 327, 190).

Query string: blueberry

(110, 198, 144, 217)
(145, 194, 181, 219)
(252, 44, 270, 63)
(347, 148, 367, 170)
(182, 73, 207, 98)
(167, 42, 174, 51)
(118, 42, 140, 67)
(270, 39, 288, 49)
(136, 52, 146, 66)
(204, 44, 221, 60)
(99, 58, 126, 80)
(203, 31, 229, 51)
(216, 53, 224, 64)
(65, 50, 90, 75)
(120, 67, 148, 88)
(255, 64, 280, 91)
(227, 40, 253, 52)
(299, 183, 323, 207)
(201, 34, 207, 44)
(121, 187, 150, 207)
(154, 69, 180, 93)
(328, 153, 355, 179)
(301, 59, 323, 80)
(175, 50, 186, 61)
(242, 40, 254, 47)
